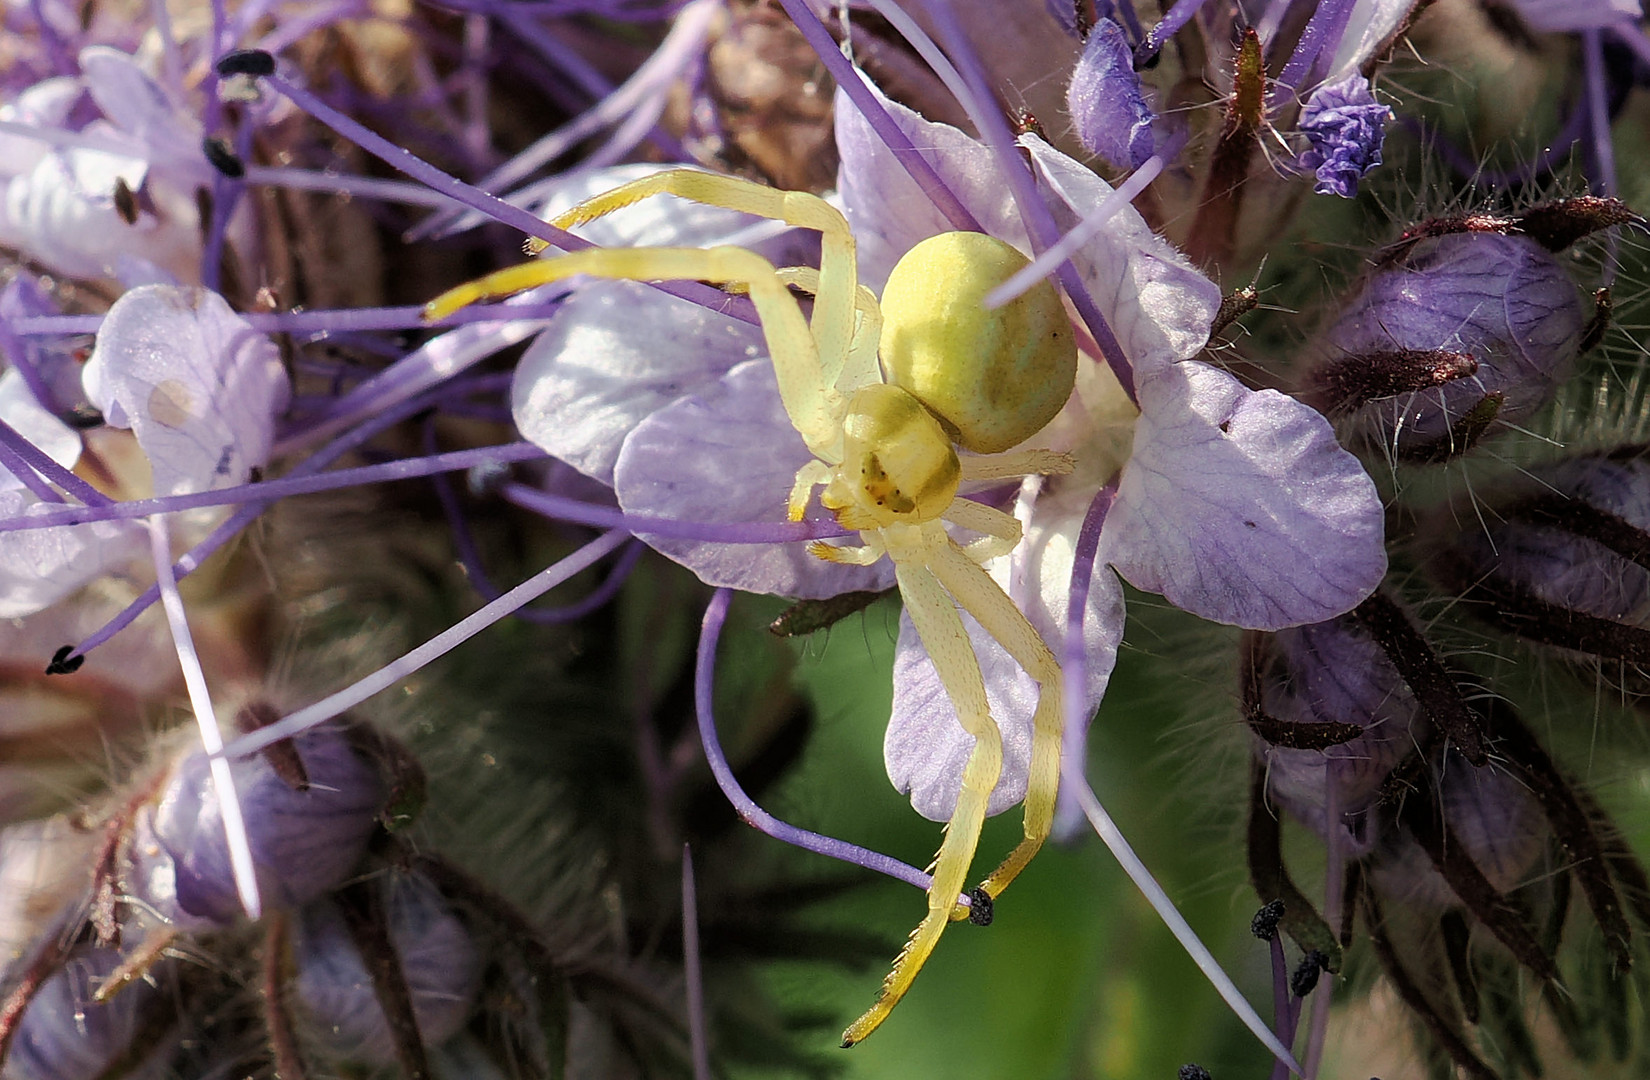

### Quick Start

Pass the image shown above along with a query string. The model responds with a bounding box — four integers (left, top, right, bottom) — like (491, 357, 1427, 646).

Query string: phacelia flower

(495, 69, 1386, 830)
(1304, 230, 1586, 458)
(1066, 18, 1155, 170)
(2, 947, 169, 1080)
(292, 872, 482, 1066)
(127, 723, 384, 927)
(1298, 74, 1392, 198)
(1426, 449, 1650, 662)
(1245, 611, 1428, 858)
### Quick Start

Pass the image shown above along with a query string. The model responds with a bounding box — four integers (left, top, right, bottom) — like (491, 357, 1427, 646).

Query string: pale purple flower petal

(76, 46, 200, 166)
(1021, 138, 1223, 376)
(1325, 0, 1421, 82)
(0, 489, 140, 618)
(1066, 18, 1155, 170)
(1102, 362, 1386, 629)
(513, 286, 764, 485)
(833, 77, 1024, 290)
(0, 77, 81, 177)
(887, 485, 1125, 821)
(612, 358, 894, 598)
(83, 285, 290, 498)
(0, 369, 80, 490)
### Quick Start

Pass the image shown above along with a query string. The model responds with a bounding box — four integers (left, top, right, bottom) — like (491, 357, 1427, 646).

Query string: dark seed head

(201, 136, 245, 179)
(214, 49, 276, 77)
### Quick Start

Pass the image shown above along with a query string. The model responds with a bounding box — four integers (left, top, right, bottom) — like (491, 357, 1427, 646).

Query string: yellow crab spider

(423, 168, 1079, 1044)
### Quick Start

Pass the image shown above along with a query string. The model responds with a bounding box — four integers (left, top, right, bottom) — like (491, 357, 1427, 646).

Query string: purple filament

(1055, 483, 1115, 833)
(775, 0, 982, 234)
(264, 73, 758, 326)
(502, 482, 853, 545)
(0, 420, 109, 506)
(1275, 0, 1357, 94)
(917, 0, 1136, 403)
(0, 430, 61, 504)
(1135, 0, 1214, 65)
(681, 844, 712, 1080)
(8, 303, 576, 340)
(694, 587, 968, 905)
(0, 443, 548, 534)
(0, 315, 60, 416)
(1583, 29, 1618, 197)
(1267, 934, 1297, 1080)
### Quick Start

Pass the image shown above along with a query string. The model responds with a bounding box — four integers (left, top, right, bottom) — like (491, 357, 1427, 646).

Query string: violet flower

(126, 724, 384, 927)
(0, 283, 288, 620)
(1, 947, 166, 1080)
(292, 872, 482, 1065)
(506, 71, 1386, 829)
(1298, 73, 1391, 197)
(1066, 18, 1155, 170)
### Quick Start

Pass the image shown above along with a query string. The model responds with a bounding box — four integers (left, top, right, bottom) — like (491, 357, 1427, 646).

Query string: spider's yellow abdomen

(830, 383, 960, 529)
(878, 232, 1077, 455)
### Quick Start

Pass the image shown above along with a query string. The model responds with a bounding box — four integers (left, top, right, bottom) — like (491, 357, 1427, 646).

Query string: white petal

(0, 369, 80, 492)
(83, 285, 289, 497)
(1102, 362, 1386, 629)
(0, 489, 142, 619)
(612, 358, 894, 598)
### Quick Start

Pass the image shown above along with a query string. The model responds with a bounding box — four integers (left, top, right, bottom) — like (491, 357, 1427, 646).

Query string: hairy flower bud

(128, 725, 385, 927)
(1305, 231, 1586, 458)
(1371, 752, 1548, 912)
(1066, 19, 1155, 169)
(1245, 615, 1428, 857)
(3, 947, 164, 1080)
(1427, 451, 1650, 661)
(292, 872, 482, 1065)
(1298, 74, 1391, 198)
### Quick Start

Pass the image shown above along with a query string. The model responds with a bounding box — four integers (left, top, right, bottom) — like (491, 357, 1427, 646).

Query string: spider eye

(837, 384, 959, 527)
(879, 232, 1077, 454)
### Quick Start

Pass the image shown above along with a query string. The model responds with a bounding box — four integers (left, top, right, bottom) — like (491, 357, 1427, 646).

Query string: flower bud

(291, 872, 482, 1065)
(1066, 19, 1155, 170)
(1246, 615, 1428, 857)
(1304, 231, 1586, 458)
(3, 947, 164, 1080)
(128, 724, 385, 927)
(1426, 451, 1650, 662)
(1371, 751, 1548, 913)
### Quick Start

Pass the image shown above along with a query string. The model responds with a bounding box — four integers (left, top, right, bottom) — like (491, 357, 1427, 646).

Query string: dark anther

(201, 136, 245, 179)
(1210, 285, 1258, 338)
(1301, 348, 1477, 418)
(1178, 1065, 1213, 1080)
(214, 49, 276, 77)
(45, 645, 84, 675)
(1250, 899, 1286, 941)
(1290, 949, 1328, 997)
(967, 887, 994, 926)
(1581, 286, 1613, 354)
(112, 176, 139, 225)
(65, 404, 104, 430)
(769, 589, 893, 637)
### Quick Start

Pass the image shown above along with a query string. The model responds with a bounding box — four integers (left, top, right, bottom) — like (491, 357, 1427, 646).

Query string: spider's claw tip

(967, 887, 995, 926)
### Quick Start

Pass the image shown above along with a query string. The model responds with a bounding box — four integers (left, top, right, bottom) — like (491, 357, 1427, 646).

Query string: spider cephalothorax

(424, 168, 1078, 1043)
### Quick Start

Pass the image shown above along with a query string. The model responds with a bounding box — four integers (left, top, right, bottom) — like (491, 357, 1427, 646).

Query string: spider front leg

(841, 546, 1003, 1047)
(941, 498, 1022, 564)
(422, 245, 843, 456)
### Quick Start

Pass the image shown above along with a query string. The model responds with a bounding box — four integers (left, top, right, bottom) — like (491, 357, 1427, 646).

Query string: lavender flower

(1247, 614, 1428, 858)
(291, 873, 482, 1065)
(1298, 74, 1391, 198)
(1307, 231, 1586, 457)
(1066, 19, 1155, 170)
(2, 947, 165, 1080)
(127, 724, 384, 927)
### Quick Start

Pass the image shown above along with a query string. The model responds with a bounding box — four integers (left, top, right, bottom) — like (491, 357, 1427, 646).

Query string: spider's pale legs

(424, 170, 1068, 1043)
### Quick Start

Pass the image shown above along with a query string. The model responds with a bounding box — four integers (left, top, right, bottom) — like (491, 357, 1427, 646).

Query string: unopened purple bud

(1297, 74, 1391, 198)
(292, 873, 482, 1064)
(130, 726, 384, 927)
(1429, 452, 1650, 658)
(1066, 19, 1156, 170)
(1247, 616, 1428, 857)
(4, 948, 162, 1080)
(1373, 752, 1547, 911)
(1313, 231, 1585, 457)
